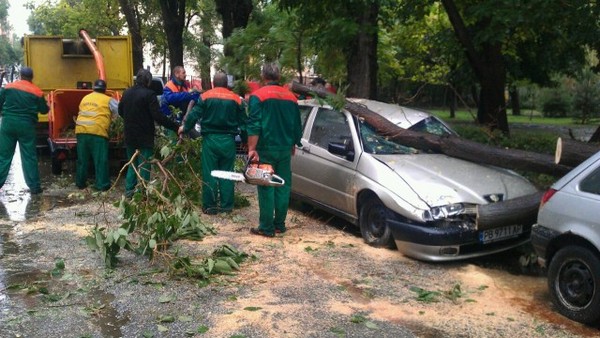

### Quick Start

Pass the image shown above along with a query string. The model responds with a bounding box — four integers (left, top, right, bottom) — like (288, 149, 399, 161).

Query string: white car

(292, 99, 538, 261)
(532, 150, 600, 324)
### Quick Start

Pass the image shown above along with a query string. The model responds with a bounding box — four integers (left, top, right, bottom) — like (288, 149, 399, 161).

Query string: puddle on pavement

(0, 221, 128, 337)
(87, 289, 130, 338)
(0, 148, 74, 221)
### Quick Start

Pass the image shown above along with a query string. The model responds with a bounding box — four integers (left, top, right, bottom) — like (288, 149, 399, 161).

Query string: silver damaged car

(291, 99, 538, 261)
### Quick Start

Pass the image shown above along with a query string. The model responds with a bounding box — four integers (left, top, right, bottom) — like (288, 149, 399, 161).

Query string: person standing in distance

(75, 79, 118, 191)
(118, 69, 180, 197)
(0, 67, 49, 194)
(247, 63, 302, 237)
(179, 72, 247, 214)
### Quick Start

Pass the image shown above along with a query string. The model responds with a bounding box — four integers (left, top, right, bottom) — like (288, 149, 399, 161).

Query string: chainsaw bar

(211, 170, 246, 182)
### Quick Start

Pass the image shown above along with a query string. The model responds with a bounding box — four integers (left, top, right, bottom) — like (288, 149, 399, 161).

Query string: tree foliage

(27, 0, 124, 37)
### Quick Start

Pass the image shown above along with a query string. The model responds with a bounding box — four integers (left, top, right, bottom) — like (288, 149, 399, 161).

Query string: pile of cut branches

(86, 133, 249, 280)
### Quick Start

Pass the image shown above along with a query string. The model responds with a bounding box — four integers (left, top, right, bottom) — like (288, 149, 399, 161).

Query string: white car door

(292, 106, 360, 215)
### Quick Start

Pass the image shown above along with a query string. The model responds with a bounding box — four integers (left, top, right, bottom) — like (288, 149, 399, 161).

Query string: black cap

(93, 79, 107, 91)
(20, 67, 34, 79)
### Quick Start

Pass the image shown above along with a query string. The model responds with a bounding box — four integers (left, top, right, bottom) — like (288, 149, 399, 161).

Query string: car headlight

(423, 203, 465, 221)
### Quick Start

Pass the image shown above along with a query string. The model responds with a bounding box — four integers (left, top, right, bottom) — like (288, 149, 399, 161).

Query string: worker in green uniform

(247, 63, 302, 237)
(75, 79, 118, 191)
(0, 67, 49, 194)
(179, 72, 246, 214)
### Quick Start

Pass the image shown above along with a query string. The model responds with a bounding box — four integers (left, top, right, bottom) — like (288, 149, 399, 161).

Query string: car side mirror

(328, 142, 355, 161)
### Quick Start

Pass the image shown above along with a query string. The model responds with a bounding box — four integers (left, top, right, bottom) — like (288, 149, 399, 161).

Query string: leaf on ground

(329, 327, 345, 337)
(178, 315, 192, 322)
(158, 294, 173, 303)
(409, 286, 440, 303)
(157, 324, 169, 332)
(365, 321, 379, 329)
(197, 325, 209, 333)
(350, 314, 367, 323)
(243, 306, 262, 311)
(158, 315, 175, 323)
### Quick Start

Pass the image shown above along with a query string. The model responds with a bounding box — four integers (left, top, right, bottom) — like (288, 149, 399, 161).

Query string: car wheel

(359, 197, 394, 248)
(547, 245, 600, 324)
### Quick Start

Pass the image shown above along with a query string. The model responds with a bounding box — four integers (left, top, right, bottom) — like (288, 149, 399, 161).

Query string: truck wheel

(548, 245, 600, 324)
(51, 157, 62, 175)
(359, 197, 395, 248)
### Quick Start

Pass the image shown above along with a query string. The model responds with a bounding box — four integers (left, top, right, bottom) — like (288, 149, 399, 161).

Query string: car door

(292, 106, 360, 216)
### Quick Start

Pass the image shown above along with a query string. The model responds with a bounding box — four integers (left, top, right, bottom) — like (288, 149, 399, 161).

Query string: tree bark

(441, 0, 509, 134)
(216, 0, 253, 57)
(345, 2, 379, 99)
(510, 85, 521, 116)
(291, 81, 571, 177)
(118, 0, 144, 73)
(555, 137, 600, 167)
(159, 0, 186, 69)
(477, 191, 543, 230)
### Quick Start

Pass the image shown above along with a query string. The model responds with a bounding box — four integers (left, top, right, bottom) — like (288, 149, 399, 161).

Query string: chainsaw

(211, 161, 285, 187)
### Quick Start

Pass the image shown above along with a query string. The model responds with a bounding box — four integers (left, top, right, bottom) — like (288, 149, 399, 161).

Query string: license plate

(479, 225, 523, 243)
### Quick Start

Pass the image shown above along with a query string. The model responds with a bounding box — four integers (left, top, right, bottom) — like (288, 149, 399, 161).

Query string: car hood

(371, 153, 536, 206)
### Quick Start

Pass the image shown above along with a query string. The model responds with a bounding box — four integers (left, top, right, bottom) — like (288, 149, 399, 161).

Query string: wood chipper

(23, 29, 133, 174)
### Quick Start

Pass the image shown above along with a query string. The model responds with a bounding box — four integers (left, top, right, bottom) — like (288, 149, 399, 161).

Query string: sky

(8, 0, 37, 36)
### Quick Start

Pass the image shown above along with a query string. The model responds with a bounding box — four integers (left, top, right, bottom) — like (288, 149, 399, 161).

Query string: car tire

(359, 197, 394, 248)
(547, 245, 600, 324)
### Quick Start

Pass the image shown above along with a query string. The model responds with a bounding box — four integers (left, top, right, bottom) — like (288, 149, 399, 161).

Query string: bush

(571, 69, 600, 124)
(540, 88, 572, 118)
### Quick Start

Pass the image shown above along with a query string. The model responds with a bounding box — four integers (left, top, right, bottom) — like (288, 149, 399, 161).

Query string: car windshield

(359, 116, 453, 155)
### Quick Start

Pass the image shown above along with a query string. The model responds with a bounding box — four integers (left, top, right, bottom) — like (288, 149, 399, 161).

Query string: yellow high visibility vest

(75, 91, 112, 138)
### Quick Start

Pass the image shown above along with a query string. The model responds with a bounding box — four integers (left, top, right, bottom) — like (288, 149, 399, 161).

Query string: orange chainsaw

(211, 161, 285, 187)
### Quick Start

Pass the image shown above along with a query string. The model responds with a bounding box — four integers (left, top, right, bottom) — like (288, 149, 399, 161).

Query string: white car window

(580, 166, 600, 195)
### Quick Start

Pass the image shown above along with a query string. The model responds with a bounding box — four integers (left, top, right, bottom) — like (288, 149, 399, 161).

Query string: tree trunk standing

(216, 0, 253, 57)
(441, 0, 510, 134)
(118, 0, 144, 72)
(345, 2, 379, 99)
(448, 83, 457, 118)
(477, 45, 508, 133)
(200, 35, 212, 91)
(159, 0, 186, 69)
(510, 85, 521, 116)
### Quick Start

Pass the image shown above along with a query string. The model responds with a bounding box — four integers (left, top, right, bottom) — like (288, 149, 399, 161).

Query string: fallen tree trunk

(291, 81, 572, 177)
(555, 137, 600, 167)
(476, 191, 543, 230)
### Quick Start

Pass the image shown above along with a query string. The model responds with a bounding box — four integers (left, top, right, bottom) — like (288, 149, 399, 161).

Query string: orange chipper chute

(79, 29, 105, 81)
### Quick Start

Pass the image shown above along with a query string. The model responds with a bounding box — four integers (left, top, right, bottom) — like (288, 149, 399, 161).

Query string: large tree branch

(291, 81, 570, 177)
(440, 0, 484, 79)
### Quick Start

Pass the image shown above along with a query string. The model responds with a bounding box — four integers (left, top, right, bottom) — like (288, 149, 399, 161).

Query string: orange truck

(23, 29, 133, 174)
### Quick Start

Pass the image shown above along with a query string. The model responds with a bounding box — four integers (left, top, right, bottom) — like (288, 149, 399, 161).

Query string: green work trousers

(125, 146, 153, 196)
(76, 133, 110, 190)
(256, 149, 292, 235)
(0, 118, 42, 192)
(201, 133, 236, 212)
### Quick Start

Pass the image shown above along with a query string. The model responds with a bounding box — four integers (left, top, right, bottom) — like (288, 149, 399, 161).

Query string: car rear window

(408, 116, 454, 136)
(579, 166, 600, 195)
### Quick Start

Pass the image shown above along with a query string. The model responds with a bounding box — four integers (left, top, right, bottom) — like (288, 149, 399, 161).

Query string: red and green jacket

(183, 87, 246, 138)
(0, 80, 49, 124)
(247, 84, 302, 151)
